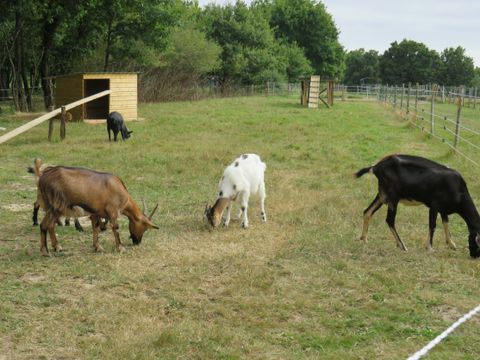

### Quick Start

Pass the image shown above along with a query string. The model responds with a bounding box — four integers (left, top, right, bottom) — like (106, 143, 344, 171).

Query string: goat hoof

(40, 248, 50, 257)
(241, 222, 248, 229)
(117, 245, 126, 253)
(94, 245, 105, 253)
(359, 235, 367, 242)
(53, 245, 63, 252)
(222, 220, 230, 227)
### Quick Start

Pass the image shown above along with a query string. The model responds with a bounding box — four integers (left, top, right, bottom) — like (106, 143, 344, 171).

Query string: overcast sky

(198, 0, 480, 67)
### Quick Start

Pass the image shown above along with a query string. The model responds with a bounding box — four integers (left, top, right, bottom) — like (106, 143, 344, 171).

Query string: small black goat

(356, 154, 480, 258)
(107, 111, 132, 141)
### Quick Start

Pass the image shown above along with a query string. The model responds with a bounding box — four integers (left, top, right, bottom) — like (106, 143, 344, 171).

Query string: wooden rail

(0, 89, 111, 145)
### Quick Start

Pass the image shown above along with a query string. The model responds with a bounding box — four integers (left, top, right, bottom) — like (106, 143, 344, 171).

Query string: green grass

(1, 96, 480, 359)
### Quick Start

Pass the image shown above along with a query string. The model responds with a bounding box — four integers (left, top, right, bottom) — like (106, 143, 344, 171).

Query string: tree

(380, 40, 441, 85)
(439, 47, 475, 86)
(202, 1, 289, 85)
(279, 42, 312, 82)
(343, 49, 380, 85)
(268, 0, 344, 78)
(472, 68, 480, 87)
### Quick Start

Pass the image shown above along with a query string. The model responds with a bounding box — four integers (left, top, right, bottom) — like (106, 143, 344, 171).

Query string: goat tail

(27, 158, 43, 178)
(354, 166, 373, 179)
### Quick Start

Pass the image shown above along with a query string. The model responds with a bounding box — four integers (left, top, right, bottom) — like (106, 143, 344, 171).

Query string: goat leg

(426, 208, 437, 251)
(386, 204, 408, 251)
(91, 215, 104, 252)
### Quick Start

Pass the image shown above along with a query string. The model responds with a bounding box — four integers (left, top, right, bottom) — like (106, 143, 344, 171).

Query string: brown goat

(36, 162, 158, 256)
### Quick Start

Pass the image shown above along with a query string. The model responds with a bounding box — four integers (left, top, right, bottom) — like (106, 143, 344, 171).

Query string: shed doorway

(84, 79, 110, 119)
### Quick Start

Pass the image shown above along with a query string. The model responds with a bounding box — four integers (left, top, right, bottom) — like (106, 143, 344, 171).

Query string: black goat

(107, 111, 132, 141)
(356, 154, 480, 258)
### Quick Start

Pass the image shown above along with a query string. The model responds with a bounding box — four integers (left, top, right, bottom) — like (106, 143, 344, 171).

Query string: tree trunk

(40, 15, 60, 109)
(14, 8, 28, 111)
(104, 17, 113, 72)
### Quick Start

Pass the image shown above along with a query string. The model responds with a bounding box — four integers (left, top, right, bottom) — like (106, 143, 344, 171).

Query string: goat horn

(148, 203, 159, 220)
(142, 198, 147, 214)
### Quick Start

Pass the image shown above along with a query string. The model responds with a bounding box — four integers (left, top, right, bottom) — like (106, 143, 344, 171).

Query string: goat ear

(128, 130, 133, 134)
(144, 217, 159, 230)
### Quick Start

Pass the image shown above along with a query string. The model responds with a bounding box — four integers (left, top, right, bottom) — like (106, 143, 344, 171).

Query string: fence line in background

(343, 83, 480, 168)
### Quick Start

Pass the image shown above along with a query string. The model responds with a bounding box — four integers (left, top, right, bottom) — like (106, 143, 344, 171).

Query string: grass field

(1, 96, 479, 359)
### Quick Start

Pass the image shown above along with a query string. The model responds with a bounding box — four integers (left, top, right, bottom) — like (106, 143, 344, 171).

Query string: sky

(198, 0, 480, 67)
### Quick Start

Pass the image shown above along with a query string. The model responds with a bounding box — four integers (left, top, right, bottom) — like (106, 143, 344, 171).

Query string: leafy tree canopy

(343, 49, 380, 85)
(439, 47, 475, 86)
(268, 0, 344, 78)
(380, 39, 441, 85)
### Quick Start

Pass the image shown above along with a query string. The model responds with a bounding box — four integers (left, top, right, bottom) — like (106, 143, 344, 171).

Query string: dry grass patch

(0, 96, 479, 359)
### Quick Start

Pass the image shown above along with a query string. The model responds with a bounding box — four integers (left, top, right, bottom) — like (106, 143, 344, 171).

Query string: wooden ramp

(0, 90, 111, 145)
(308, 76, 320, 108)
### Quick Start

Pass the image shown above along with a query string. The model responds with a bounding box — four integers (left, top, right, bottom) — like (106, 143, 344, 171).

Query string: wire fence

(343, 84, 480, 168)
(3, 82, 480, 170)
(0, 82, 302, 115)
(0, 87, 46, 114)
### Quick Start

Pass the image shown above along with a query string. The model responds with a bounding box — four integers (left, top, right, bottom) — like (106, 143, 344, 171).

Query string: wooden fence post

(415, 83, 419, 113)
(430, 84, 436, 135)
(400, 84, 404, 109)
(60, 106, 66, 140)
(454, 89, 464, 148)
(406, 83, 411, 117)
(474, 87, 477, 109)
(47, 105, 54, 141)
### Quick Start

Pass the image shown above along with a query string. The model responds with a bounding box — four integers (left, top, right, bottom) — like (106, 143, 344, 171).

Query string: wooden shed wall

(55, 74, 83, 120)
(54, 73, 137, 121)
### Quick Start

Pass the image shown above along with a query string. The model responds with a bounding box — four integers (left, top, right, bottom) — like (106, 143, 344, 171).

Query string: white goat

(205, 153, 267, 228)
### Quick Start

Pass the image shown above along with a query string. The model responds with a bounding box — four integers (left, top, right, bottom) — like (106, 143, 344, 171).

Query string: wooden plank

(0, 90, 111, 144)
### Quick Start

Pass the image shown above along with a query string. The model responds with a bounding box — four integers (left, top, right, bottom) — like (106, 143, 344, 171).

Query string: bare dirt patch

(2, 203, 31, 212)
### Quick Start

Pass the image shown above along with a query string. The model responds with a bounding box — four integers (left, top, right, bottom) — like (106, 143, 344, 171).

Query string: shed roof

(44, 72, 139, 80)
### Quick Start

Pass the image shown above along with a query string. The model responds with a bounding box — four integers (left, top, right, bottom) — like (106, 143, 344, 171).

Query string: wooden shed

(52, 72, 138, 121)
